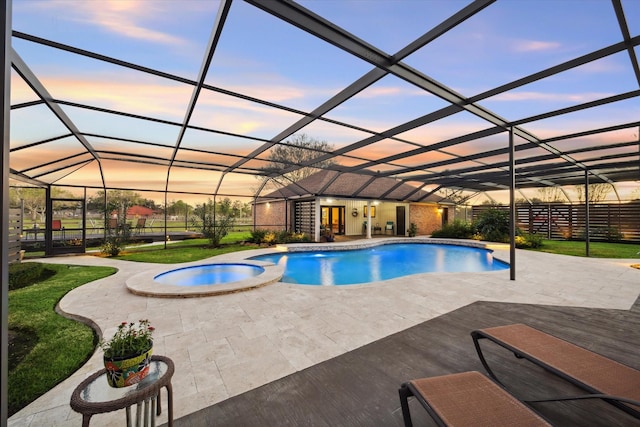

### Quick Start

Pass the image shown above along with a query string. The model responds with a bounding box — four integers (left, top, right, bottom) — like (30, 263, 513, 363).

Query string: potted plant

(320, 224, 335, 242)
(100, 319, 154, 388)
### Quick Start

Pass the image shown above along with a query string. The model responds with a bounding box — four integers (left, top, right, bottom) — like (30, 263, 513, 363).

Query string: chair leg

(471, 332, 505, 386)
(398, 383, 414, 427)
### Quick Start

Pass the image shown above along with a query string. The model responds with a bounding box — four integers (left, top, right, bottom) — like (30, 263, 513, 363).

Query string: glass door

(321, 206, 345, 235)
(47, 198, 86, 255)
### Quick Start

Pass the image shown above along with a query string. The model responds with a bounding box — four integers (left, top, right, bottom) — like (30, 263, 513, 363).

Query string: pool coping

(126, 259, 285, 298)
(282, 237, 505, 253)
(125, 237, 507, 297)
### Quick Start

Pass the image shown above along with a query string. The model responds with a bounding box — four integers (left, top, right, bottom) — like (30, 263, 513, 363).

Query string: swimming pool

(250, 243, 508, 285)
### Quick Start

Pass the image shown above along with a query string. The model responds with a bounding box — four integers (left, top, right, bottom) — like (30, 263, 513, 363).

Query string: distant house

(126, 205, 156, 218)
(254, 170, 452, 242)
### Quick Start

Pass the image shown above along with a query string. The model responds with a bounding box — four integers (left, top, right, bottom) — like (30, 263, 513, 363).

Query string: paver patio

(8, 239, 640, 426)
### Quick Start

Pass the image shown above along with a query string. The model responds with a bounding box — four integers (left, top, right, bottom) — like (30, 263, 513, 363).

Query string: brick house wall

(254, 200, 288, 231)
(409, 204, 443, 235)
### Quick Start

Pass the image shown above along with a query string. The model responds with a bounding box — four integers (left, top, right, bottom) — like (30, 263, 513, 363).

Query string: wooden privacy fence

(9, 207, 24, 264)
(473, 202, 640, 243)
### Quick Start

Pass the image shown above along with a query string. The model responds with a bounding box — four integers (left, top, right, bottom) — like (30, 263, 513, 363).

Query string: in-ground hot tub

(154, 263, 265, 286)
(126, 261, 283, 298)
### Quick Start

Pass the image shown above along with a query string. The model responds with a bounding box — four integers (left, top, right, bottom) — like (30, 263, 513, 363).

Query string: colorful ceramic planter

(103, 345, 153, 388)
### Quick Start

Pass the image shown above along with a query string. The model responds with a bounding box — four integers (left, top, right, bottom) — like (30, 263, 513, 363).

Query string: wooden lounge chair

(471, 323, 640, 419)
(398, 371, 551, 426)
(134, 217, 146, 235)
(51, 219, 65, 240)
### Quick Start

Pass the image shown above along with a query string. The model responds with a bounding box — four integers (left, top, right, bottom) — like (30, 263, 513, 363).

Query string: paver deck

(8, 238, 640, 426)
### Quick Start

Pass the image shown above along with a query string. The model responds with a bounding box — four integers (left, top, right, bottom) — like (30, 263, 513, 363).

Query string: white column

(315, 199, 321, 242)
(366, 201, 372, 239)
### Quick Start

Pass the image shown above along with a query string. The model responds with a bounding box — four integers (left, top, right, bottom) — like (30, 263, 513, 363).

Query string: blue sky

(9, 0, 640, 202)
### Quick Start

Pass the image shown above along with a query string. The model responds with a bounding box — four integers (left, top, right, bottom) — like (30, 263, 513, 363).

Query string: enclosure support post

(1, 0, 12, 423)
(509, 127, 516, 280)
(585, 170, 590, 257)
(164, 192, 168, 250)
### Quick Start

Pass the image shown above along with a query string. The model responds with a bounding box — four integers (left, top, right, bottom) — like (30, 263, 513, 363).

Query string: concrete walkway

(8, 239, 640, 426)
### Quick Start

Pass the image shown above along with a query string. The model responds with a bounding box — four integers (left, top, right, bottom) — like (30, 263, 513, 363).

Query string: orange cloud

(11, 71, 192, 120)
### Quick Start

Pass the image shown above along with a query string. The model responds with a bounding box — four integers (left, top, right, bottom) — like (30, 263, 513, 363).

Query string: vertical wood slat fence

(9, 207, 23, 264)
(294, 200, 316, 239)
(472, 202, 640, 243)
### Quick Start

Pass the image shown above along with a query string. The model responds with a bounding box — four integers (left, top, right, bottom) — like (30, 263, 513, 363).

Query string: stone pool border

(125, 237, 507, 298)
(126, 259, 285, 298)
(283, 237, 504, 253)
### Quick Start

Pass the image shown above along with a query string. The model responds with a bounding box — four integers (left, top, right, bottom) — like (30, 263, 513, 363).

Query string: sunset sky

(8, 0, 640, 204)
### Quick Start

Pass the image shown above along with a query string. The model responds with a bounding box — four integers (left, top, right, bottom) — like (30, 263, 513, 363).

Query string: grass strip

(8, 264, 116, 416)
(112, 242, 258, 263)
(531, 240, 640, 258)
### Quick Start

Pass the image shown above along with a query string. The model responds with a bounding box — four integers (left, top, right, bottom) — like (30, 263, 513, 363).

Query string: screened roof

(8, 0, 640, 202)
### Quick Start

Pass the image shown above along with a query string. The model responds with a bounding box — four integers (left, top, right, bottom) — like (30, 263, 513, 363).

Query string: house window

(363, 206, 376, 218)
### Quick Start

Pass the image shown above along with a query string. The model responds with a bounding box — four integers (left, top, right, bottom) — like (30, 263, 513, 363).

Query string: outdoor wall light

(437, 208, 444, 213)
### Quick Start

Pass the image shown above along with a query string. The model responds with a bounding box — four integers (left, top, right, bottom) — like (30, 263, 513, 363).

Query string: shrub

(292, 232, 311, 243)
(249, 229, 311, 244)
(101, 221, 131, 257)
(191, 200, 236, 248)
(276, 230, 292, 243)
(431, 220, 475, 239)
(263, 231, 278, 245)
(580, 226, 624, 242)
(101, 237, 124, 257)
(277, 230, 311, 243)
(407, 223, 418, 237)
(8, 262, 54, 290)
(515, 232, 543, 249)
(473, 208, 510, 242)
(248, 229, 268, 244)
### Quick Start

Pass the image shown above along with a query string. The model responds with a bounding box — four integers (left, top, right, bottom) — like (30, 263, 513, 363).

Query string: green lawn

(531, 239, 640, 258)
(8, 264, 116, 416)
(112, 232, 254, 263)
(25, 231, 252, 263)
(114, 242, 258, 263)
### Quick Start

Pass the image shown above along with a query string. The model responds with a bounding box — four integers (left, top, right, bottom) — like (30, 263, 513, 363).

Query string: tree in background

(227, 200, 253, 218)
(575, 183, 612, 203)
(10, 187, 76, 222)
(217, 197, 232, 216)
(261, 134, 337, 188)
(99, 190, 139, 256)
(191, 199, 237, 247)
(437, 188, 470, 205)
(87, 190, 142, 214)
(167, 200, 192, 218)
(536, 186, 567, 203)
(139, 197, 161, 211)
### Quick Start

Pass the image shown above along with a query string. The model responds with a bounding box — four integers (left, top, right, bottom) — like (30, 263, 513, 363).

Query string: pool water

(250, 243, 508, 286)
(154, 264, 265, 286)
